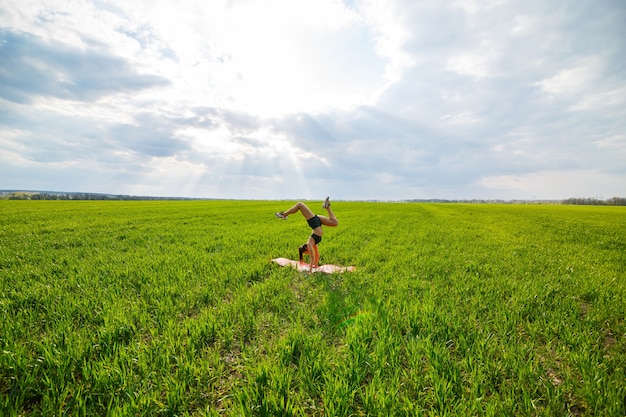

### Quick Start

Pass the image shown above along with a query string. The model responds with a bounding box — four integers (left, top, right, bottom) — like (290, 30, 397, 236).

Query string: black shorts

(311, 233, 322, 244)
(307, 215, 322, 229)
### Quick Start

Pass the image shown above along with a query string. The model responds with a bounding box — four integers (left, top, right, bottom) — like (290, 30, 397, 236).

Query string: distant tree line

(562, 197, 626, 206)
(28, 193, 136, 200)
(404, 197, 625, 205)
(403, 199, 561, 204)
(0, 191, 198, 201)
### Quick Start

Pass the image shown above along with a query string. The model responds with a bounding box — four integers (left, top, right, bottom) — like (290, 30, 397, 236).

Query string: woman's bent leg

(318, 205, 338, 227)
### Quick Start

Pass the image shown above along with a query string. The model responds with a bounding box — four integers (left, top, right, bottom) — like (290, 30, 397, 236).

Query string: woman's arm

(307, 238, 318, 269)
(312, 245, 320, 268)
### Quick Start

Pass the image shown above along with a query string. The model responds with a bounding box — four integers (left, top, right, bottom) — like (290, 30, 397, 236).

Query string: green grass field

(1, 200, 625, 416)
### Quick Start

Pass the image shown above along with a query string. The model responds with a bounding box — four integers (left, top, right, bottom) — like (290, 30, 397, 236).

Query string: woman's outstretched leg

(277, 202, 315, 220)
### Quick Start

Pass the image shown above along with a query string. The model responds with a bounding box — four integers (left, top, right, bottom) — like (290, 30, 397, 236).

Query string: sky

(1, 0, 625, 200)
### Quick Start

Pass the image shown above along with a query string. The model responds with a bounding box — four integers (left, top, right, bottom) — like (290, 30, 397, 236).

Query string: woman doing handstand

(275, 197, 338, 269)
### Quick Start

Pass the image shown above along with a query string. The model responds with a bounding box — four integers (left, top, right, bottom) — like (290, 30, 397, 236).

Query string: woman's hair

(298, 243, 308, 262)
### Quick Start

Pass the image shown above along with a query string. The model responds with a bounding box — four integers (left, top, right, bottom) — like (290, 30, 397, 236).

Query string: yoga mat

(271, 258, 356, 274)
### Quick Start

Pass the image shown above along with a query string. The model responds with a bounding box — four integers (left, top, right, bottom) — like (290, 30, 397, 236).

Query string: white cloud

(358, 0, 417, 101)
(446, 46, 499, 79)
(209, 0, 380, 115)
(594, 134, 626, 152)
(510, 15, 537, 36)
(536, 58, 601, 97)
(450, 0, 507, 15)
